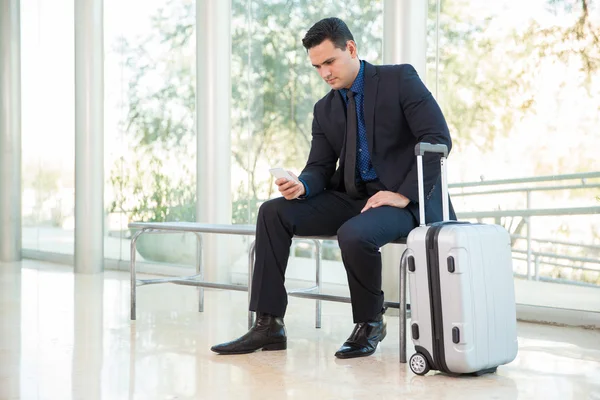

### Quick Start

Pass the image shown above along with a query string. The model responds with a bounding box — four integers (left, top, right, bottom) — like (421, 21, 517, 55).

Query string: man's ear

(347, 40, 358, 58)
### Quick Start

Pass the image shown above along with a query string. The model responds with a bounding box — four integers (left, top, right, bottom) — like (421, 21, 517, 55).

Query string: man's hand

(276, 171, 306, 200)
(361, 191, 410, 213)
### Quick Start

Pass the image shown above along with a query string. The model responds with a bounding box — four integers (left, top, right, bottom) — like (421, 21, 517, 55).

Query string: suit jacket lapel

(363, 62, 378, 154)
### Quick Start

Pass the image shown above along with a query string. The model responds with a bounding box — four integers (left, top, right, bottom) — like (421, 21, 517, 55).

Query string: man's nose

(320, 67, 331, 79)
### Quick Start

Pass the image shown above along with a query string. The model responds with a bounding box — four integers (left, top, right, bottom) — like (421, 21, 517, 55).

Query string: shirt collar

(340, 60, 365, 100)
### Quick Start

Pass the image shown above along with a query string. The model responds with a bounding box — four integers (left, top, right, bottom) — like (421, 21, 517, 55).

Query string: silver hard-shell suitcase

(405, 143, 518, 375)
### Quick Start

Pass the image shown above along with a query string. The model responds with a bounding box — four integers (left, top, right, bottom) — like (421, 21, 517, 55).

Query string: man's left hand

(361, 191, 410, 213)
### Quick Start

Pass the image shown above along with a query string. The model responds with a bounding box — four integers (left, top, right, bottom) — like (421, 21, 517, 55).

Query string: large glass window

(103, 0, 384, 278)
(104, 0, 197, 264)
(21, 0, 75, 254)
(427, 0, 600, 311)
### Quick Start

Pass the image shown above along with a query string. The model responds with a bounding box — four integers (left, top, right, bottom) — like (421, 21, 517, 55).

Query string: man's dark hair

(302, 17, 354, 51)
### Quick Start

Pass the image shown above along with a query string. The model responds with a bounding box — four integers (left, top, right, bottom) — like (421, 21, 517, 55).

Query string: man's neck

(344, 59, 362, 90)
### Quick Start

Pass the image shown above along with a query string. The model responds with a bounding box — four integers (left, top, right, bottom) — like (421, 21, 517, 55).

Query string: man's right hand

(276, 172, 305, 200)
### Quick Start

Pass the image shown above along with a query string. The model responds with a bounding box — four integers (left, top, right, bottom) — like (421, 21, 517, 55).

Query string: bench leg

(247, 240, 256, 329)
(313, 239, 322, 329)
(130, 229, 145, 320)
(194, 233, 204, 313)
(399, 248, 408, 363)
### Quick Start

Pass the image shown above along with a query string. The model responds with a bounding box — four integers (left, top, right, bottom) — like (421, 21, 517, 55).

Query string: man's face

(308, 39, 359, 90)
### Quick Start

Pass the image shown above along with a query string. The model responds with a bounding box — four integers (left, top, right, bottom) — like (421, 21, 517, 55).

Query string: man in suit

(211, 17, 455, 359)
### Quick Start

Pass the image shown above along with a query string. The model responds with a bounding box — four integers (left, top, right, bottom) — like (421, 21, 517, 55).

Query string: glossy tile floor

(1, 260, 600, 400)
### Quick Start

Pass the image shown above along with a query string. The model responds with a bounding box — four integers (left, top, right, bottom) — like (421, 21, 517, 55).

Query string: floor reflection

(0, 260, 599, 400)
(72, 274, 104, 400)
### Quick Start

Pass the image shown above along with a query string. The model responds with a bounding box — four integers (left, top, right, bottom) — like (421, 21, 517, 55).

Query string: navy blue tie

(344, 91, 359, 198)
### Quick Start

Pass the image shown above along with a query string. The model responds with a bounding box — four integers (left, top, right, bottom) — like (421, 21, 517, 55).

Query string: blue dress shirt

(340, 61, 378, 182)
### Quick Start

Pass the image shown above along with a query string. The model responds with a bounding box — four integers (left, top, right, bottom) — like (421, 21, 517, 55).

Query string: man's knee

(258, 197, 296, 227)
(337, 221, 373, 254)
(258, 198, 284, 217)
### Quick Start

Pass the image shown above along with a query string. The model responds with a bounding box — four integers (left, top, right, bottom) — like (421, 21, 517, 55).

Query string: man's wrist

(396, 192, 411, 205)
(297, 178, 309, 199)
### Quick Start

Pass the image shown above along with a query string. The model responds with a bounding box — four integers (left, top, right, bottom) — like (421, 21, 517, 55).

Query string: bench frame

(128, 221, 409, 363)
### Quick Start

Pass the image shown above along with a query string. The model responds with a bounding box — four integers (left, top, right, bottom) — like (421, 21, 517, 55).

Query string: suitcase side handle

(415, 143, 450, 226)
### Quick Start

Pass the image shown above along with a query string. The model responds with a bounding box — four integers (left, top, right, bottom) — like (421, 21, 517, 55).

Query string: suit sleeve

(297, 104, 338, 198)
(396, 64, 452, 203)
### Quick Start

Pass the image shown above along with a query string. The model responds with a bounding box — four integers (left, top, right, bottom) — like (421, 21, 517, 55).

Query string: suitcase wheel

(409, 353, 430, 376)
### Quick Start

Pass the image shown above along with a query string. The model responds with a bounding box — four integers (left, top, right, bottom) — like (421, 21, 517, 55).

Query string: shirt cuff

(297, 178, 309, 199)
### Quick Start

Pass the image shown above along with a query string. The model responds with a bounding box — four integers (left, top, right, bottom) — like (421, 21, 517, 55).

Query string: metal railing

(290, 172, 600, 287)
(450, 172, 600, 286)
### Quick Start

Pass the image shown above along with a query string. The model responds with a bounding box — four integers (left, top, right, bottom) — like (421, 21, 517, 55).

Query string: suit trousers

(249, 182, 418, 323)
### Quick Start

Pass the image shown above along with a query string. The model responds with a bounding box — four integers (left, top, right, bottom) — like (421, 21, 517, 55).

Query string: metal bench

(128, 221, 409, 362)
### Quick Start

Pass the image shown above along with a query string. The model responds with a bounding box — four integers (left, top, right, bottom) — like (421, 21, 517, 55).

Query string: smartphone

(269, 168, 299, 184)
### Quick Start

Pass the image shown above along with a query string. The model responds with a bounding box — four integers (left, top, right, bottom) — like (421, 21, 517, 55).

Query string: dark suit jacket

(298, 62, 456, 225)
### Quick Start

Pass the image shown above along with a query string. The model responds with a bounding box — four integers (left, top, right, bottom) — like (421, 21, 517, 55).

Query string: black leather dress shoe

(334, 311, 387, 359)
(210, 313, 287, 354)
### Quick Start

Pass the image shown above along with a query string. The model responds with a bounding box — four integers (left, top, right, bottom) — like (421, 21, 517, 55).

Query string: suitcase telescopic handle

(414, 143, 450, 226)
